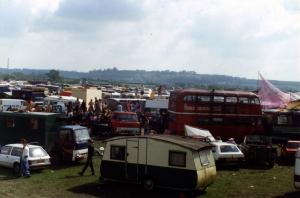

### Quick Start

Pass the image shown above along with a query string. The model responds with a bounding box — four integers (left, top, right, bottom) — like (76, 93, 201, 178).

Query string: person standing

(21, 138, 30, 178)
(79, 139, 95, 176)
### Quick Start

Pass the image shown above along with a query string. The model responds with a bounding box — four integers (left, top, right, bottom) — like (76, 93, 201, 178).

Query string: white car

(211, 141, 244, 165)
(0, 144, 51, 173)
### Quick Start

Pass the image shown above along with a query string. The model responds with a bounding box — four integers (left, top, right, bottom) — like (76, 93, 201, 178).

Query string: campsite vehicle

(239, 135, 277, 168)
(0, 143, 51, 174)
(263, 109, 300, 141)
(32, 96, 45, 106)
(280, 140, 300, 161)
(100, 135, 216, 191)
(168, 89, 263, 142)
(145, 99, 169, 114)
(211, 141, 244, 166)
(184, 125, 244, 166)
(294, 148, 300, 189)
(12, 88, 46, 101)
(44, 95, 81, 107)
(110, 111, 140, 136)
(51, 125, 90, 162)
(0, 112, 90, 164)
(0, 99, 26, 112)
(107, 98, 146, 112)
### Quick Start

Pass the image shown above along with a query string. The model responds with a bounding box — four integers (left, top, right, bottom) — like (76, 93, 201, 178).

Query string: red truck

(110, 111, 140, 136)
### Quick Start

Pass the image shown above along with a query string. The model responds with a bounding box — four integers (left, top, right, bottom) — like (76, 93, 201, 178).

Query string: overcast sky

(1, 0, 300, 81)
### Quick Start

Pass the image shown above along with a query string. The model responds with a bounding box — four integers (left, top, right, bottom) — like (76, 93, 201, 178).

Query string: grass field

(1, 147, 300, 198)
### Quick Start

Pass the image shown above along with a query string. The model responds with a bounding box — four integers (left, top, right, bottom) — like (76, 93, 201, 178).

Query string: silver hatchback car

(0, 143, 51, 173)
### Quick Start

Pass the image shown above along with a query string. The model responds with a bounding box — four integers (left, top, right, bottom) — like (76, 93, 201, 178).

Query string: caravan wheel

(143, 177, 155, 191)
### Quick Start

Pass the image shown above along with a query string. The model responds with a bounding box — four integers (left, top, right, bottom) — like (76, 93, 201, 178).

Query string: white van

(0, 99, 26, 112)
(294, 148, 300, 188)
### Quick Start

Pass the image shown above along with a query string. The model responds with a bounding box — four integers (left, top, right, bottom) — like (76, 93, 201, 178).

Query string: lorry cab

(52, 125, 90, 163)
(111, 111, 140, 136)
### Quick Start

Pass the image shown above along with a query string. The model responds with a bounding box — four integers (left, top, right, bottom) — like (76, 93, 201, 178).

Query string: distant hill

(1, 67, 300, 92)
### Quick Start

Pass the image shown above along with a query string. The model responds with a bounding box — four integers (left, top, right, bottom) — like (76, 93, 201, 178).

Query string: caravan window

(110, 145, 126, 161)
(169, 151, 186, 167)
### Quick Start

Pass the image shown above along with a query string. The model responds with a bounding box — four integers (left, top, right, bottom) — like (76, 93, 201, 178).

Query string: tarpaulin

(258, 73, 291, 109)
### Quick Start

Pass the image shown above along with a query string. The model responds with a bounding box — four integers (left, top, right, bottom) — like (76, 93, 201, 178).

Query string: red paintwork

(111, 111, 140, 135)
(168, 89, 263, 142)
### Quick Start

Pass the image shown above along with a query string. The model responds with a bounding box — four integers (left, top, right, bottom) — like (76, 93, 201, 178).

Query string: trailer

(0, 112, 90, 163)
(100, 135, 216, 191)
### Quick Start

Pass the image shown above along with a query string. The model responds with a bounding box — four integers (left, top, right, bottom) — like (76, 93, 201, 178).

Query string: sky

(0, 0, 300, 81)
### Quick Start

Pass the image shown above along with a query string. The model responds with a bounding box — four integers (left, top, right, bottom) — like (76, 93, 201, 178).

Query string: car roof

(4, 143, 42, 148)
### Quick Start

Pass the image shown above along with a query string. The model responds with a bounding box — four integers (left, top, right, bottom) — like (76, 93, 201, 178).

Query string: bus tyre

(143, 177, 155, 191)
(13, 163, 20, 175)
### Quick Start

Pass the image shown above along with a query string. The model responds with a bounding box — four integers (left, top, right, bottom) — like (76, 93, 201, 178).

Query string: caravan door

(126, 139, 139, 182)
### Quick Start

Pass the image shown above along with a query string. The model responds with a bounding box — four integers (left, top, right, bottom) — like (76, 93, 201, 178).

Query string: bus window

(212, 117, 223, 123)
(197, 95, 210, 103)
(213, 96, 224, 103)
(254, 98, 260, 104)
(184, 95, 197, 102)
(239, 97, 249, 104)
(225, 97, 237, 103)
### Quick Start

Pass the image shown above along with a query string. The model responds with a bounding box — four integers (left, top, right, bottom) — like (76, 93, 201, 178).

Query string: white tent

(185, 125, 215, 142)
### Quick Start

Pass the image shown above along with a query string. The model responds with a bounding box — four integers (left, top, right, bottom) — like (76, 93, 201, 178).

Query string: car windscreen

(29, 147, 48, 158)
(287, 142, 300, 149)
(220, 145, 240, 153)
(74, 128, 90, 142)
(113, 114, 138, 122)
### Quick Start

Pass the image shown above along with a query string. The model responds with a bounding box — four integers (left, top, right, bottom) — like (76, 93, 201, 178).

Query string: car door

(9, 147, 22, 167)
(0, 146, 12, 167)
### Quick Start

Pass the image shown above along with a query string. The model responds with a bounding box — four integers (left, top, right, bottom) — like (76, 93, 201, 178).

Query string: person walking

(21, 138, 30, 178)
(79, 139, 95, 176)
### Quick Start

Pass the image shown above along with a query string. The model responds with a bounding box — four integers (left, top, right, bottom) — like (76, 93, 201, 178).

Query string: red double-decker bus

(168, 89, 263, 142)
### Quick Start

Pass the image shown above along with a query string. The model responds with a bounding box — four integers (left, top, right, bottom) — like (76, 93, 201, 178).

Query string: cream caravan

(100, 135, 216, 191)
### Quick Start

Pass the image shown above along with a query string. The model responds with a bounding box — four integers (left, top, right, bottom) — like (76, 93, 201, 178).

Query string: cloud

(31, 0, 145, 33)
(56, 0, 144, 21)
(1, 0, 300, 81)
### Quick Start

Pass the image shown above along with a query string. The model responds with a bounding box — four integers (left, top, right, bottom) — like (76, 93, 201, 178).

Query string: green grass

(0, 148, 299, 197)
(204, 165, 297, 198)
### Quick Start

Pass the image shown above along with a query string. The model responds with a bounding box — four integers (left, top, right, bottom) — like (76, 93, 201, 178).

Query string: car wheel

(13, 163, 21, 175)
(143, 177, 155, 191)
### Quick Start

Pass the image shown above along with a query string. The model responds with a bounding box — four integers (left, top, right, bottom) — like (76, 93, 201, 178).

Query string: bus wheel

(143, 177, 155, 191)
